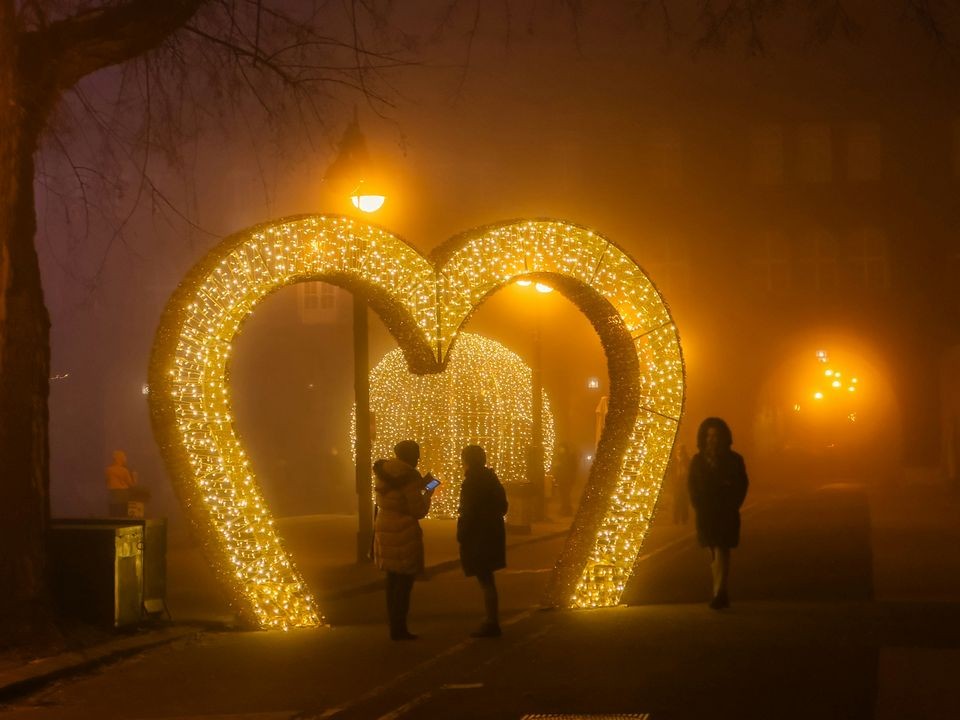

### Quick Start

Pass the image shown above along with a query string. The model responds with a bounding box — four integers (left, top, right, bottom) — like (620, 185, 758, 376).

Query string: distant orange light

(814, 391, 824, 400)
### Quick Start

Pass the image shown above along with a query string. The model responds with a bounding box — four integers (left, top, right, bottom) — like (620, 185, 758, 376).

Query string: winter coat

(457, 466, 508, 577)
(373, 458, 431, 575)
(688, 450, 749, 549)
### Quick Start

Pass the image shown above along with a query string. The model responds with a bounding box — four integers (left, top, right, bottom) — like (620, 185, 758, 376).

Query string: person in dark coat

(373, 440, 436, 640)
(457, 445, 508, 638)
(688, 417, 749, 610)
(670, 441, 691, 525)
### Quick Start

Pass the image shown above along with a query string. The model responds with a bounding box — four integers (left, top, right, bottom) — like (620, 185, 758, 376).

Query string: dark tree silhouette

(0, 0, 414, 645)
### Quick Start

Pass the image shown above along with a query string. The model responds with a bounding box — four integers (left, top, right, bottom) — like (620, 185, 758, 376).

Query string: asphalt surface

(2, 483, 959, 719)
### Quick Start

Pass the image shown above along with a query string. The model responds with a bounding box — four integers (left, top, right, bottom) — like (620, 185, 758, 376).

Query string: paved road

(3, 484, 959, 719)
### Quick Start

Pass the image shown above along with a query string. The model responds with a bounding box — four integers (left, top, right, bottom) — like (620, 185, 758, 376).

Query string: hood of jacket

(373, 458, 419, 494)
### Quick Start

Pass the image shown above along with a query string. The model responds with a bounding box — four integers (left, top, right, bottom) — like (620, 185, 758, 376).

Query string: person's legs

(386, 572, 416, 639)
(708, 547, 731, 609)
(478, 571, 499, 626)
(397, 573, 415, 635)
(709, 547, 721, 597)
(385, 572, 399, 635)
(716, 548, 731, 599)
(471, 571, 501, 637)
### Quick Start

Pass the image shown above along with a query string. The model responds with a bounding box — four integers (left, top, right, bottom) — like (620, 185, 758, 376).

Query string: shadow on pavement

(626, 484, 874, 606)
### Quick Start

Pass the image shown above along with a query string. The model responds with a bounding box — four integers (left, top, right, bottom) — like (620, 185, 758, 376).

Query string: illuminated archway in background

(149, 215, 684, 628)
(358, 332, 556, 519)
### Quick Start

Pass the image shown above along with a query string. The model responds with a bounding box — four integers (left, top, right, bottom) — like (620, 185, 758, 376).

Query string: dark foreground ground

(1, 479, 958, 720)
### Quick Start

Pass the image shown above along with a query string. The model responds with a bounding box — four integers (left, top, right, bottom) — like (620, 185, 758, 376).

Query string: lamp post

(324, 114, 386, 562)
(353, 290, 373, 563)
(349, 182, 385, 564)
(517, 280, 553, 520)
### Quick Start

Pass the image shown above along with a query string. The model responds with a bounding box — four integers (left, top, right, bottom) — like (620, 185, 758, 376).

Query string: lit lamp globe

(349, 180, 386, 213)
(515, 279, 553, 293)
(350, 194, 386, 213)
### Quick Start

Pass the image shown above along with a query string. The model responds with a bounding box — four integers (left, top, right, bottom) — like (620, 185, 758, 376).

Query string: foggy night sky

(33, 2, 958, 518)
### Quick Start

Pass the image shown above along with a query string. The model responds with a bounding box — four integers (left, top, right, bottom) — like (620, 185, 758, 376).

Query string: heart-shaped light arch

(148, 216, 684, 629)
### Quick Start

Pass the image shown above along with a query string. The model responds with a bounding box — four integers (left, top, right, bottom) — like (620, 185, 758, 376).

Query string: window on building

(644, 236, 690, 290)
(748, 124, 785, 185)
(797, 228, 839, 291)
(647, 129, 684, 188)
(751, 230, 792, 292)
(846, 124, 883, 182)
(849, 228, 890, 290)
(953, 119, 960, 178)
(298, 281, 339, 324)
(797, 123, 833, 183)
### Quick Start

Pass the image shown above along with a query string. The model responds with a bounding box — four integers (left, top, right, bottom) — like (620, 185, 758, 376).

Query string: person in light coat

(373, 440, 436, 640)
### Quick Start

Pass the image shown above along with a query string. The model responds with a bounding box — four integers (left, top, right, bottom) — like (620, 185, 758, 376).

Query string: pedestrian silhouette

(457, 444, 508, 638)
(105, 450, 137, 518)
(688, 418, 749, 610)
(372, 440, 437, 640)
(670, 441, 691, 525)
(553, 440, 576, 517)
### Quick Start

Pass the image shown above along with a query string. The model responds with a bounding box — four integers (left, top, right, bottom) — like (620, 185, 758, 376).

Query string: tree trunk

(0, 3, 56, 647)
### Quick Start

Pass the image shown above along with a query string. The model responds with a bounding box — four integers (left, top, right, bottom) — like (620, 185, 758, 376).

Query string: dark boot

(470, 622, 501, 638)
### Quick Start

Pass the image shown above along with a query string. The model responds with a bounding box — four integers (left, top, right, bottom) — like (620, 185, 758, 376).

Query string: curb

(0, 627, 199, 704)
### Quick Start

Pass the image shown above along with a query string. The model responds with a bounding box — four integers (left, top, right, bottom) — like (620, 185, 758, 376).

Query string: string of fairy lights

(149, 215, 684, 628)
(354, 332, 555, 519)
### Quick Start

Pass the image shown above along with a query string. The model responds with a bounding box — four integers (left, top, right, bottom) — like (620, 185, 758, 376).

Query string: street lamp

(515, 279, 552, 520)
(349, 181, 386, 213)
(324, 114, 386, 562)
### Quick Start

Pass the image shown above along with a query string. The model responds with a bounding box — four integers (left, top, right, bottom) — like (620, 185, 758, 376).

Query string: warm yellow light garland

(149, 215, 683, 627)
(357, 332, 555, 518)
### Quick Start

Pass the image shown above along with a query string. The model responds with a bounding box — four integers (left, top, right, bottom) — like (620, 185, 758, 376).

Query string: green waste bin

(49, 523, 144, 628)
(52, 517, 168, 619)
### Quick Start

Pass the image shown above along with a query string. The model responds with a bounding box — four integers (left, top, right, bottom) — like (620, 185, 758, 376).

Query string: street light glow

(350, 194, 386, 213)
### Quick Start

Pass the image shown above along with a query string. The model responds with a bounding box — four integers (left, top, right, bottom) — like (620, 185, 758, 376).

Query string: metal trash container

(52, 518, 168, 618)
(49, 523, 143, 628)
(505, 482, 533, 534)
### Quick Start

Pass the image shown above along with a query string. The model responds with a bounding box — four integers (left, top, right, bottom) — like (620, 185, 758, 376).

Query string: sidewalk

(0, 510, 571, 702)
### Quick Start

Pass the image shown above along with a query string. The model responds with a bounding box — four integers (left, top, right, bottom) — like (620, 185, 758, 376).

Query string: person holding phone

(457, 444, 508, 638)
(373, 440, 437, 640)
